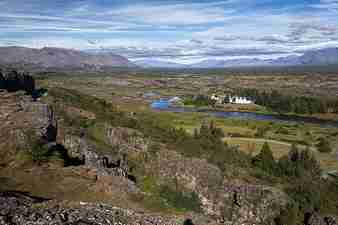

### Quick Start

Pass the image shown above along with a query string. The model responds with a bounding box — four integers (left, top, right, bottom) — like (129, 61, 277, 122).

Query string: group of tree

(252, 142, 322, 178)
(0, 69, 35, 94)
(183, 94, 216, 107)
(234, 88, 338, 114)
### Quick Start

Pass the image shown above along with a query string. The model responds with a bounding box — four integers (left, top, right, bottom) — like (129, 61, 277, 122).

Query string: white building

(228, 96, 253, 104)
(211, 94, 254, 105)
(211, 94, 224, 104)
(169, 96, 183, 104)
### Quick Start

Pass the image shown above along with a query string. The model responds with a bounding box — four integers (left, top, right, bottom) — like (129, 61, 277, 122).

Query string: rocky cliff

(0, 92, 56, 161)
(0, 70, 35, 93)
(142, 149, 291, 224)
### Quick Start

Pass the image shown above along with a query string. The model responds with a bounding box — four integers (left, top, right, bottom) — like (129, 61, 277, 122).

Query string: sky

(1, 0, 338, 64)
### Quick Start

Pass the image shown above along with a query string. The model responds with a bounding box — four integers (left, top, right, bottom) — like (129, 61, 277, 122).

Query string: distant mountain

(190, 58, 272, 68)
(0, 46, 135, 69)
(133, 59, 187, 68)
(297, 47, 338, 65)
(135, 47, 338, 69)
(2, 46, 338, 69)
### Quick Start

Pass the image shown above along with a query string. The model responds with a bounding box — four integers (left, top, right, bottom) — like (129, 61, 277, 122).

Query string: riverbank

(181, 103, 338, 123)
(152, 100, 338, 128)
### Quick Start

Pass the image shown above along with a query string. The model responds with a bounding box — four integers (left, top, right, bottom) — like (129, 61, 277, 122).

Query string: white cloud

(1, 0, 338, 63)
(108, 4, 235, 25)
(312, 0, 338, 10)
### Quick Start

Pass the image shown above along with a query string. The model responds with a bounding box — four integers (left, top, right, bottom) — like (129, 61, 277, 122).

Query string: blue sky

(1, 0, 338, 63)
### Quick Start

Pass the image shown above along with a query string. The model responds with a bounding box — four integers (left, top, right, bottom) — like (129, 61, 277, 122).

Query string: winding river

(151, 99, 338, 128)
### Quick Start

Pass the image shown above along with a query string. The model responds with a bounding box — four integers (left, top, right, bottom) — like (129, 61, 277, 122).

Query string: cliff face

(0, 92, 56, 161)
(143, 149, 290, 224)
(0, 70, 35, 93)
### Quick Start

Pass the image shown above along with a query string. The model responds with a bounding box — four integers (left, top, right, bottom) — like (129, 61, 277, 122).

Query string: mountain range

(0, 46, 135, 69)
(133, 59, 187, 69)
(1, 46, 338, 69)
(134, 47, 338, 68)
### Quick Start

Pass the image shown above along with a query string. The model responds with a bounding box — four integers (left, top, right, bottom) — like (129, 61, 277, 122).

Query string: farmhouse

(228, 96, 253, 104)
(211, 94, 254, 105)
(210, 94, 224, 104)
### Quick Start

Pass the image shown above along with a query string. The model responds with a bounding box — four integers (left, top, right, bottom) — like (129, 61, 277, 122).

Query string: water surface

(151, 100, 338, 128)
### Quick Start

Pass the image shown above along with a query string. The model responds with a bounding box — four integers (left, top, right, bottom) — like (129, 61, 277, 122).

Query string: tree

(289, 144, 300, 162)
(316, 137, 332, 153)
(252, 142, 276, 173)
(278, 145, 322, 178)
(300, 147, 321, 177)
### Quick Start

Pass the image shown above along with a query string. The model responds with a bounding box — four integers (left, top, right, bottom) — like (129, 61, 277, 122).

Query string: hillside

(0, 46, 135, 69)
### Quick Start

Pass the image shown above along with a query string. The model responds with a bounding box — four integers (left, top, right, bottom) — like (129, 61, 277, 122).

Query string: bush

(252, 142, 277, 174)
(30, 140, 49, 163)
(316, 137, 332, 153)
(274, 202, 299, 225)
(159, 185, 202, 212)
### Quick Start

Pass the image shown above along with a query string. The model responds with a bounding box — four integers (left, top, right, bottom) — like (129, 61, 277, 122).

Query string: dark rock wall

(63, 134, 131, 179)
(0, 70, 35, 93)
(0, 72, 5, 89)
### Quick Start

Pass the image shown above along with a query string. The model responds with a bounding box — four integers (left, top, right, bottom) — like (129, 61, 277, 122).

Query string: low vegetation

(235, 88, 338, 114)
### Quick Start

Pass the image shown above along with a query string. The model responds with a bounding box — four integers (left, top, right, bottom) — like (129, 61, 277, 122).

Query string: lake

(151, 99, 338, 128)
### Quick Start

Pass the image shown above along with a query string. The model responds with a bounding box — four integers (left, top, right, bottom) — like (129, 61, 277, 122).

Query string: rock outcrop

(19, 99, 58, 142)
(220, 180, 290, 225)
(145, 150, 290, 224)
(0, 92, 57, 158)
(0, 70, 35, 93)
(0, 71, 4, 89)
(62, 133, 139, 196)
(305, 212, 338, 225)
(63, 134, 130, 176)
(105, 126, 150, 153)
(0, 191, 186, 225)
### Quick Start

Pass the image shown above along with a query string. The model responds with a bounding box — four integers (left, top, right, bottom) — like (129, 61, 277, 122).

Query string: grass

(223, 137, 338, 172)
(135, 175, 202, 213)
(224, 137, 294, 159)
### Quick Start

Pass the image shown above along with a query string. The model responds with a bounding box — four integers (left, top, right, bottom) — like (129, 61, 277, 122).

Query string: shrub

(30, 139, 49, 163)
(274, 202, 299, 225)
(252, 142, 277, 174)
(316, 137, 332, 153)
(159, 185, 202, 212)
